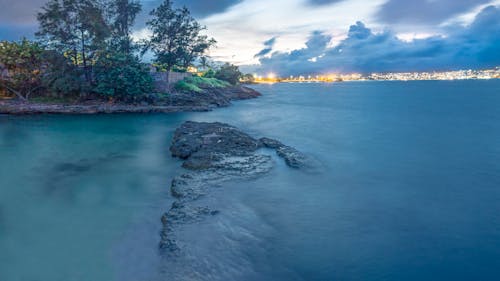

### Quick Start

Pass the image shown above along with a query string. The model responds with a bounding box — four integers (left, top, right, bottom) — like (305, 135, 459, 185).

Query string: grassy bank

(174, 77, 231, 93)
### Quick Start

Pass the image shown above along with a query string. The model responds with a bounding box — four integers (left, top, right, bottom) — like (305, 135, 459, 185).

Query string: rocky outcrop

(0, 102, 209, 114)
(165, 86, 261, 108)
(160, 121, 309, 253)
(0, 86, 261, 115)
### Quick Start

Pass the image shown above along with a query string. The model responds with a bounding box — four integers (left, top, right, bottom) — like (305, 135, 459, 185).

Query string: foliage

(0, 39, 45, 100)
(108, 0, 142, 54)
(93, 51, 153, 100)
(35, 0, 152, 100)
(174, 76, 230, 93)
(201, 69, 216, 78)
(241, 73, 255, 83)
(1, 0, 221, 103)
(145, 0, 215, 73)
(215, 63, 242, 85)
(36, 0, 110, 87)
(174, 80, 203, 93)
(41, 50, 89, 96)
(186, 76, 230, 88)
(30, 95, 78, 104)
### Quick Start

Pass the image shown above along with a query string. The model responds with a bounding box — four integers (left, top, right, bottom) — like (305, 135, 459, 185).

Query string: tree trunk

(81, 30, 90, 86)
(2, 84, 27, 101)
(166, 69, 171, 87)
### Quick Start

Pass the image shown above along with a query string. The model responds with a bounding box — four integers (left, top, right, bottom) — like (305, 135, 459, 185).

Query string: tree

(178, 20, 216, 69)
(41, 50, 88, 96)
(241, 73, 255, 83)
(93, 51, 153, 101)
(0, 39, 45, 101)
(215, 63, 242, 85)
(199, 56, 210, 71)
(109, 0, 142, 54)
(36, 0, 110, 87)
(146, 0, 215, 82)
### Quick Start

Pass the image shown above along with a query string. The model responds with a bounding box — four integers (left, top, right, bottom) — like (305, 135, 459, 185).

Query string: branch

(0, 81, 27, 101)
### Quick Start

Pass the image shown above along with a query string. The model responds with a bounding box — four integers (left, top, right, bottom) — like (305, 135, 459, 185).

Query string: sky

(1, 0, 499, 75)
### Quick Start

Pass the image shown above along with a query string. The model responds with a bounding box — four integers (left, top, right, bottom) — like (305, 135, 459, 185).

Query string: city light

(250, 67, 500, 84)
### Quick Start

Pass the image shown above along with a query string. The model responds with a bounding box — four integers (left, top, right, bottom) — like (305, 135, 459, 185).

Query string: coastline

(0, 85, 260, 115)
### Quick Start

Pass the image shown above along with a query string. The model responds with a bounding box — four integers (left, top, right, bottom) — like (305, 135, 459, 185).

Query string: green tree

(109, 0, 142, 54)
(146, 0, 214, 81)
(178, 21, 216, 69)
(41, 50, 87, 97)
(199, 56, 210, 70)
(215, 63, 242, 85)
(146, 0, 186, 76)
(93, 51, 153, 101)
(0, 39, 45, 101)
(241, 73, 255, 83)
(36, 0, 110, 87)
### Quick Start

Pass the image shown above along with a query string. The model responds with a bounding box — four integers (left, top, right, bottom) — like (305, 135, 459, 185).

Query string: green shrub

(215, 63, 242, 85)
(174, 76, 230, 93)
(174, 80, 203, 93)
(93, 52, 153, 100)
(202, 69, 216, 78)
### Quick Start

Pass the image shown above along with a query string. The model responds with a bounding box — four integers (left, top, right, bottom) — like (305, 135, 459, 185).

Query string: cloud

(254, 37, 277, 58)
(0, 0, 244, 39)
(142, 0, 242, 19)
(248, 5, 500, 75)
(307, 0, 345, 6)
(0, 0, 46, 25)
(376, 0, 491, 25)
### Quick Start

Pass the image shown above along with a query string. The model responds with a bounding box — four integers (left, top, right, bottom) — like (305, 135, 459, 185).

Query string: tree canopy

(0, 39, 45, 100)
(145, 0, 215, 72)
(215, 63, 243, 85)
(1, 0, 221, 102)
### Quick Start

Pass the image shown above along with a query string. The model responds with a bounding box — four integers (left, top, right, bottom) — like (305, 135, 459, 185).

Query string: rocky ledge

(0, 86, 260, 115)
(160, 121, 309, 253)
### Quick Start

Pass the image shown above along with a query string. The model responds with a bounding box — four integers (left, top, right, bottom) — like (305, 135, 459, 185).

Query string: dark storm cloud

(377, 0, 491, 24)
(252, 5, 500, 75)
(134, 0, 243, 31)
(0, 0, 243, 39)
(254, 37, 277, 58)
(143, 0, 242, 18)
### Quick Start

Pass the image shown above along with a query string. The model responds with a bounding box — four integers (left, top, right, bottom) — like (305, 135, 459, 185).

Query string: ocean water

(1, 80, 500, 281)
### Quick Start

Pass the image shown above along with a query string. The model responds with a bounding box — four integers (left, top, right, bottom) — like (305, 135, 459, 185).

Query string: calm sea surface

(1, 80, 499, 281)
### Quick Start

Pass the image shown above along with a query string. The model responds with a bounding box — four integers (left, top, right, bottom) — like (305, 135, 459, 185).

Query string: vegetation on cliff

(0, 0, 231, 104)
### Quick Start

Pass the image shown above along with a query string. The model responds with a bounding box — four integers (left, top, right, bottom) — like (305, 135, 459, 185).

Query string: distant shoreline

(251, 77, 500, 84)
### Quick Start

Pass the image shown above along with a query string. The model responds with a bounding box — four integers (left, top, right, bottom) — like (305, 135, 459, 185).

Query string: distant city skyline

(250, 67, 500, 82)
(1, 0, 499, 75)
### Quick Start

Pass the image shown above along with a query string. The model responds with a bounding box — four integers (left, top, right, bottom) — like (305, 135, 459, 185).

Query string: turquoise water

(1, 80, 500, 280)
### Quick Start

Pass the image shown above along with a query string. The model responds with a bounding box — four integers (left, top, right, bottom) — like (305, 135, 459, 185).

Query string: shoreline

(0, 85, 261, 115)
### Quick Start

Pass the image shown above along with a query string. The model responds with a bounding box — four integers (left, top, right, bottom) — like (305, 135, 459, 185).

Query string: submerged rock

(260, 137, 309, 168)
(160, 121, 309, 253)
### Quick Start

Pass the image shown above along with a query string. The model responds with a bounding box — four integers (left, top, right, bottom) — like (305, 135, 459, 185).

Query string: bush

(174, 76, 230, 93)
(93, 52, 153, 101)
(215, 63, 242, 85)
(174, 80, 203, 93)
(201, 69, 216, 78)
